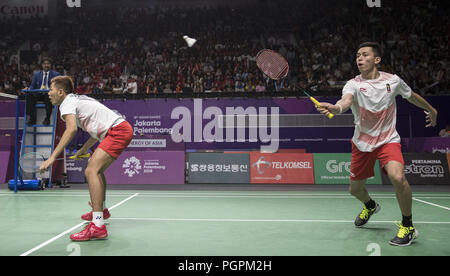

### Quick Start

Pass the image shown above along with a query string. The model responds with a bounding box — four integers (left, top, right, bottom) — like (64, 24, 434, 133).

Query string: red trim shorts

(98, 121, 133, 159)
(350, 141, 404, 181)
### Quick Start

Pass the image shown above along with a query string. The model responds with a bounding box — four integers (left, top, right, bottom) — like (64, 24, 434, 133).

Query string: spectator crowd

(0, 0, 448, 96)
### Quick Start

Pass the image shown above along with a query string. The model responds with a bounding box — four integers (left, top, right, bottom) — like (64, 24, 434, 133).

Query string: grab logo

(326, 160, 351, 173)
(366, 0, 381, 8)
(123, 156, 142, 177)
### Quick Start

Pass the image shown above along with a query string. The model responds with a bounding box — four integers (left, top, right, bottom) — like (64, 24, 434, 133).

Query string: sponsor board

(400, 153, 450, 185)
(105, 151, 185, 184)
(250, 153, 314, 184)
(447, 153, 450, 172)
(313, 153, 382, 184)
(66, 158, 88, 183)
(188, 153, 250, 184)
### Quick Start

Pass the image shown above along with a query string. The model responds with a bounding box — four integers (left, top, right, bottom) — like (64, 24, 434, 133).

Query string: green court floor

(1, 187, 449, 256)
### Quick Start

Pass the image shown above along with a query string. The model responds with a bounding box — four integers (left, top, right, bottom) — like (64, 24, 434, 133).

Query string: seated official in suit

(25, 58, 60, 125)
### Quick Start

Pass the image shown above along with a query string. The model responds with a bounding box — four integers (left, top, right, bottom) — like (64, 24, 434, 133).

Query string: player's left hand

(424, 108, 437, 128)
(39, 157, 55, 174)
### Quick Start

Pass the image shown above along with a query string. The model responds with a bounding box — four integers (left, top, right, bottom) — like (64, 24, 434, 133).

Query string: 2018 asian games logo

(123, 156, 142, 177)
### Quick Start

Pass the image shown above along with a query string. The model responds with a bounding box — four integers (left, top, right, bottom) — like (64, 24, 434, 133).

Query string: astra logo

(66, 0, 81, 8)
(366, 0, 381, 8)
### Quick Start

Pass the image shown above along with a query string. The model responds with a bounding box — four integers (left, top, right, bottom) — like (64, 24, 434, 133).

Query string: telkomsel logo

(252, 156, 272, 175)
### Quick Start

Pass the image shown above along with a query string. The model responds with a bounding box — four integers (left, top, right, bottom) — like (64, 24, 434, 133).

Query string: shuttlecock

(183, 35, 197, 47)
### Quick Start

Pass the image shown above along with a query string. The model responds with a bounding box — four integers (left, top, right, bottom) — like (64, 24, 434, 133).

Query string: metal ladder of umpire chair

(21, 89, 58, 188)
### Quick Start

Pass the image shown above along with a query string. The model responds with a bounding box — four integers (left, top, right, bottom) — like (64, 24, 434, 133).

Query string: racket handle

(309, 97, 334, 119)
(69, 153, 91, 160)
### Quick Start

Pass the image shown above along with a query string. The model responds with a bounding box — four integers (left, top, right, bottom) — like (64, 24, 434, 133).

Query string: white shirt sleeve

(395, 75, 412, 99)
(59, 96, 77, 121)
(342, 80, 357, 96)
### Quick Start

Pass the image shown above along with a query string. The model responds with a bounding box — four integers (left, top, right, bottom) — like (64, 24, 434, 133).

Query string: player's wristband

(335, 103, 343, 114)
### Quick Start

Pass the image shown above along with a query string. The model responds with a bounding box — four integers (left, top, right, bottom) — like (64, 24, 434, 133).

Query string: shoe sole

(70, 235, 108, 242)
(355, 204, 381, 228)
(83, 221, 109, 225)
(389, 229, 419, 247)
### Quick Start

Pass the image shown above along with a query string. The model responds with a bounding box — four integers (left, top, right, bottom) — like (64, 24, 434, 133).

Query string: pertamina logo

(123, 156, 142, 177)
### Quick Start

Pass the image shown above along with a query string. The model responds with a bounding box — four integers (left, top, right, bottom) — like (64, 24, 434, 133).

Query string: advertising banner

(401, 137, 450, 153)
(104, 151, 185, 184)
(66, 158, 88, 183)
(128, 134, 185, 151)
(401, 153, 450, 185)
(313, 153, 382, 185)
(448, 153, 450, 172)
(0, 151, 11, 183)
(250, 153, 314, 184)
(187, 153, 250, 184)
(0, 135, 14, 183)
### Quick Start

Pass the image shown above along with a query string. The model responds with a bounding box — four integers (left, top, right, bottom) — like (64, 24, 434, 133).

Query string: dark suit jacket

(29, 70, 60, 90)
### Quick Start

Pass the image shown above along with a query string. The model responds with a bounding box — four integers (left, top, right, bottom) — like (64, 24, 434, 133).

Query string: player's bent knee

(85, 166, 101, 178)
(388, 172, 406, 185)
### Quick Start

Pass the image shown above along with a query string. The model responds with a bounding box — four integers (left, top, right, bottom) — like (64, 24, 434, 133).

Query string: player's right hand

(317, 102, 336, 117)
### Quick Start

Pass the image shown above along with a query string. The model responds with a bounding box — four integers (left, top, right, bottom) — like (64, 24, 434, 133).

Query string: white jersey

(342, 71, 412, 152)
(59, 94, 125, 141)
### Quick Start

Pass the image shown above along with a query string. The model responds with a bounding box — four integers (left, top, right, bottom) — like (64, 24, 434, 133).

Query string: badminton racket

(303, 91, 334, 119)
(256, 49, 289, 80)
(20, 152, 91, 173)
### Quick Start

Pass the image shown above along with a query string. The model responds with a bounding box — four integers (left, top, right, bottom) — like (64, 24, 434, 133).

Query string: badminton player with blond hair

(39, 76, 133, 241)
(317, 42, 438, 246)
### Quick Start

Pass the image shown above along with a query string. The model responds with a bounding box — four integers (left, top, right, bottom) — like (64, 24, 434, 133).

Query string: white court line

(110, 217, 450, 224)
(413, 197, 450, 211)
(2, 191, 449, 196)
(3, 192, 450, 200)
(20, 193, 139, 256)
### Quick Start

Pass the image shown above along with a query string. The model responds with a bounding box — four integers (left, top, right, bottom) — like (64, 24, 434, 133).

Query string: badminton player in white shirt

(317, 42, 438, 246)
(40, 76, 133, 241)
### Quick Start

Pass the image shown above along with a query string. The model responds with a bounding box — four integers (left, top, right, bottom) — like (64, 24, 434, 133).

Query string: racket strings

(256, 50, 289, 80)
(21, 152, 45, 173)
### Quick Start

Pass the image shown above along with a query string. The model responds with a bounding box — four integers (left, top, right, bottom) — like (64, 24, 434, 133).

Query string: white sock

(92, 212, 104, 227)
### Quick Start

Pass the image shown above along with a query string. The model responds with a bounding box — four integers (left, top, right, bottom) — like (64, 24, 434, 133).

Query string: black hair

(41, 57, 52, 64)
(358, 42, 382, 58)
